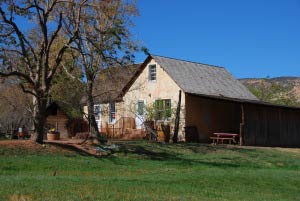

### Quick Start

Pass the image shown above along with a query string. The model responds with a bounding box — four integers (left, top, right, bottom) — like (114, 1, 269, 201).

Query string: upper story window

(148, 64, 156, 81)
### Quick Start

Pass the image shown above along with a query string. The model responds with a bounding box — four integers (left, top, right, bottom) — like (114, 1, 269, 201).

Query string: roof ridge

(151, 54, 225, 69)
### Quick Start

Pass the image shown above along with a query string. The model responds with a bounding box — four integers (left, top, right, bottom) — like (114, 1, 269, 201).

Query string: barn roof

(151, 55, 258, 101)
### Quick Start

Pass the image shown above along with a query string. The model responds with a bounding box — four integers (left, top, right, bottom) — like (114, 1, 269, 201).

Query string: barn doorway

(185, 94, 241, 143)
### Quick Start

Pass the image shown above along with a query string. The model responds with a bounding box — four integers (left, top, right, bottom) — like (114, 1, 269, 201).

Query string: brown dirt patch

(0, 139, 108, 157)
(0, 140, 73, 154)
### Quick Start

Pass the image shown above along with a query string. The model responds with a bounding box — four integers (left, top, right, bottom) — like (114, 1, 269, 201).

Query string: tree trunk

(33, 97, 47, 144)
(86, 80, 100, 137)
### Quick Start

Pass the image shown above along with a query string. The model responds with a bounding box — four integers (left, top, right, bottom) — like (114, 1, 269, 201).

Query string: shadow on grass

(111, 143, 244, 168)
(45, 142, 94, 157)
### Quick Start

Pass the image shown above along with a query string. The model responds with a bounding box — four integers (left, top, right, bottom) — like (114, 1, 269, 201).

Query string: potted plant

(47, 128, 60, 140)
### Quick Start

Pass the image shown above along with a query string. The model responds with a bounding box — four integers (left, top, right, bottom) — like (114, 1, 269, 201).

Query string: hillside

(240, 77, 300, 107)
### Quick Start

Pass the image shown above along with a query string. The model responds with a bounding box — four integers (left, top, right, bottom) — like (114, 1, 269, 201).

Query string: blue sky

(133, 0, 300, 78)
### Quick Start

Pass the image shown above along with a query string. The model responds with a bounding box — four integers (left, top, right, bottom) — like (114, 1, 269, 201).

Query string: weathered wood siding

(185, 95, 241, 142)
(46, 110, 69, 139)
(243, 103, 300, 147)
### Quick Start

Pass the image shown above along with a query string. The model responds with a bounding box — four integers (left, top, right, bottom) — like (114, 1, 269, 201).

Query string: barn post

(239, 104, 245, 146)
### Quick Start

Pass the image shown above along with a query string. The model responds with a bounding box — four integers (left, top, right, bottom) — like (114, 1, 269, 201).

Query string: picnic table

(210, 133, 239, 144)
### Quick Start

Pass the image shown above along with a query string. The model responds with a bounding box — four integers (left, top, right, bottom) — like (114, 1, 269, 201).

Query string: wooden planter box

(157, 130, 171, 143)
(47, 133, 60, 140)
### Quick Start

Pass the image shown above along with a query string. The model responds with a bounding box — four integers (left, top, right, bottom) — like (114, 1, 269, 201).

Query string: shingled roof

(151, 55, 258, 101)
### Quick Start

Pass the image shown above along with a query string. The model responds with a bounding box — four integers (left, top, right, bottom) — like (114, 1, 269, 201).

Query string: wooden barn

(242, 101, 300, 147)
(185, 93, 300, 148)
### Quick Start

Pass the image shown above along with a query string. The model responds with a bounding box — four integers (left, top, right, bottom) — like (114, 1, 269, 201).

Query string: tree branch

(0, 71, 34, 85)
(19, 83, 37, 97)
(47, 13, 63, 52)
(46, 0, 87, 84)
(0, 48, 23, 56)
(0, 29, 14, 37)
(0, 7, 37, 64)
(62, 64, 82, 82)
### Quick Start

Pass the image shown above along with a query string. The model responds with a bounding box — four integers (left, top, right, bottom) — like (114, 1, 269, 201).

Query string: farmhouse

(81, 64, 141, 138)
(118, 55, 257, 142)
(83, 55, 300, 147)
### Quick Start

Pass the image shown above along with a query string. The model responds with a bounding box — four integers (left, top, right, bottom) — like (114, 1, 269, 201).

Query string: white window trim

(148, 64, 157, 82)
(154, 99, 172, 120)
(137, 99, 146, 116)
(94, 104, 102, 131)
(109, 102, 116, 124)
(136, 99, 146, 129)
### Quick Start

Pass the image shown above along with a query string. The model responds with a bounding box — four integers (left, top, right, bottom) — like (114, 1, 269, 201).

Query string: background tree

(0, 1, 82, 143)
(0, 78, 32, 136)
(51, 67, 84, 118)
(47, 35, 84, 118)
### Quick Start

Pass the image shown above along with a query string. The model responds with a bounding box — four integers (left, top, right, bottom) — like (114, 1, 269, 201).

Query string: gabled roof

(120, 55, 258, 101)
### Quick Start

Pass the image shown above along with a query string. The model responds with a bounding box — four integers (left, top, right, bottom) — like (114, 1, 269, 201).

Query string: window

(94, 105, 101, 120)
(137, 101, 145, 116)
(94, 105, 101, 113)
(148, 64, 156, 81)
(154, 99, 171, 120)
(109, 102, 116, 123)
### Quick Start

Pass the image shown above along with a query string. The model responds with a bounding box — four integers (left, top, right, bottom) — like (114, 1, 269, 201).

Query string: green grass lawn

(0, 141, 300, 201)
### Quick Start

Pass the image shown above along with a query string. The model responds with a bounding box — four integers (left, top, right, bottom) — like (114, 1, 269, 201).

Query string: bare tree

(0, 78, 32, 137)
(63, 0, 140, 137)
(0, 1, 82, 143)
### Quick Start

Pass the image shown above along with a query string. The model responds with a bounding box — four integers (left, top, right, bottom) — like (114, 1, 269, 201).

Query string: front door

(136, 100, 145, 129)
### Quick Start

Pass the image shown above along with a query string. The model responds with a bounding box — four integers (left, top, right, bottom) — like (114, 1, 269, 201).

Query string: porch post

(240, 104, 245, 146)
(173, 90, 182, 143)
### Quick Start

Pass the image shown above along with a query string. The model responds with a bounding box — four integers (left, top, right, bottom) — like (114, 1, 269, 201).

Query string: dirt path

(0, 140, 73, 154)
(0, 140, 107, 157)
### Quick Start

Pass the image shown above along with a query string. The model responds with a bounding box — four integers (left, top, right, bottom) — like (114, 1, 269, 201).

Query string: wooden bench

(210, 133, 239, 144)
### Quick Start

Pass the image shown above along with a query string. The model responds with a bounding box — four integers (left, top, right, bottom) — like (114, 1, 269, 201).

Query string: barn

(185, 93, 300, 147)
